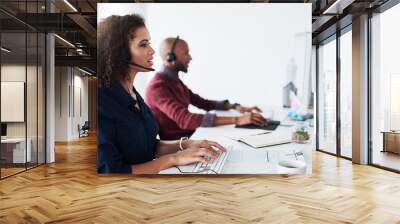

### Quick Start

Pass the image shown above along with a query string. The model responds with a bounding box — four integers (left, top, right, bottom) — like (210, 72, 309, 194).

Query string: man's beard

(175, 61, 188, 73)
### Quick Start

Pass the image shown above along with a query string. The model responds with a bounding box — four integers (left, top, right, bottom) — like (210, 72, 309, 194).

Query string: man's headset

(166, 36, 180, 63)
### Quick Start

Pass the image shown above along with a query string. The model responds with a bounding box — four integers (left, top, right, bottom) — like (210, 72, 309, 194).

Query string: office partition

(316, 22, 354, 159)
(317, 36, 337, 155)
(339, 28, 353, 159)
(370, 2, 400, 172)
(0, 0, 47, 179)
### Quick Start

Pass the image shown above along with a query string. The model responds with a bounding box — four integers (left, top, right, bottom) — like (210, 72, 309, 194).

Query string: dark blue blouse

(97, 83, 159, 173)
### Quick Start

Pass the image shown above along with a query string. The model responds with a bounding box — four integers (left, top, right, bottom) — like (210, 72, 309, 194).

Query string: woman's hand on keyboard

(171, 147, 221, 166)
(183, 139, 226, 152)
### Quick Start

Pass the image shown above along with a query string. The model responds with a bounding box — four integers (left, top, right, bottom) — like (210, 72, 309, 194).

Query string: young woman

(97, 14, 225, 174)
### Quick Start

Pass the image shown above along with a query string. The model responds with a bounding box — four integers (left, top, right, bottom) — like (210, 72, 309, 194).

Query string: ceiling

(0, 0, 392, 75)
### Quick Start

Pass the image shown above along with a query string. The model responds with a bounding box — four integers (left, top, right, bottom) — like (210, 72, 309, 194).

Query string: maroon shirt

(145, 68, 225, 140)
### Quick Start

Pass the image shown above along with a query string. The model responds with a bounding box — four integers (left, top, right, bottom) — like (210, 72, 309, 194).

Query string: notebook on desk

(238, 132, 292, 148)
(235, 119, 281, 131)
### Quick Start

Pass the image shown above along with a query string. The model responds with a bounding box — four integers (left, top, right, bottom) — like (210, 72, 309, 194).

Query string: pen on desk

(253, 131, 270, 136)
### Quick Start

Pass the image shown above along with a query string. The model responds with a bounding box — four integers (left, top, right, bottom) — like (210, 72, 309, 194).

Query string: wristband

(232, 103, 240, 109)
(179, 137, 189, 151)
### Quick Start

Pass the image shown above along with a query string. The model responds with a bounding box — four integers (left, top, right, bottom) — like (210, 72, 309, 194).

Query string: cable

(174, 165, 218, 174)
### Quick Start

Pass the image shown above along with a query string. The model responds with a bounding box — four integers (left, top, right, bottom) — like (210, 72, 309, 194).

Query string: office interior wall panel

(38, 64, 45, 164)
(71, 70, 88, 139)
(1, 66, 26, 138)
(352, 14, 369, 164)
(54, 67, 89, 141)
(46, 31, 56, 163)
(1, 81, 24, 123)
(73, 86, 81, 137)
(88, 77, 97, 132)
(54, 67, 70, 141)
(27, 63, 38, 166)
(38, 33, 46, 164)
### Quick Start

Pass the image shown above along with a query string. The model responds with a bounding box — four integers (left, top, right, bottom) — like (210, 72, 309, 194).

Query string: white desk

(1, 138, 32, 163)
(160, 115, 313, 175)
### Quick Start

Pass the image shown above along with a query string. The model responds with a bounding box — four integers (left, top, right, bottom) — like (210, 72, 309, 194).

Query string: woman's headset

(121, 24, 155, 71)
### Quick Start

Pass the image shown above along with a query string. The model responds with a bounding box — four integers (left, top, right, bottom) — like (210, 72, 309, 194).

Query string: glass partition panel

(317, 37, 337, 155)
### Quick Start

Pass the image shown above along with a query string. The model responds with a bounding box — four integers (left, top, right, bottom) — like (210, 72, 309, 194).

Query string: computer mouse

(266, 119, 281, 125)
(278, 160, 306, 169)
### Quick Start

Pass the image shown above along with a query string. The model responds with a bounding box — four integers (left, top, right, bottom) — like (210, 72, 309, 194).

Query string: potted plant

(292, 124, 310, 143)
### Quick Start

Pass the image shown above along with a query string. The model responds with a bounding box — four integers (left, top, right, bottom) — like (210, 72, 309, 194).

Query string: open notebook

(238, 132, 292, 148)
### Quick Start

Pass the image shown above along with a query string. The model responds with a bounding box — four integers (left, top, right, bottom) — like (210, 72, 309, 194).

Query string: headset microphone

(128, 62, 155, 71)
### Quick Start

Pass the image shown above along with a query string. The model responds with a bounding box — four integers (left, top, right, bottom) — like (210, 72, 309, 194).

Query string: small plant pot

(292, 132, 310, 143)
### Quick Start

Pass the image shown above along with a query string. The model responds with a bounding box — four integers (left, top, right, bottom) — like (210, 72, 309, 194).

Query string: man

(145, 36, 266, 140)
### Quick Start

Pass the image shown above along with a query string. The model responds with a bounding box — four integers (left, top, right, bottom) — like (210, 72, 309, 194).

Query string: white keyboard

(192, 148, 231, 174)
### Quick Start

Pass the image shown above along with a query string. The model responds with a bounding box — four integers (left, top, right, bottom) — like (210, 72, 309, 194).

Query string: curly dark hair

(97, 14, 146, 88)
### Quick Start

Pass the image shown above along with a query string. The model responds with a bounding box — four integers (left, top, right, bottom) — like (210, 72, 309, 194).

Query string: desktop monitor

(283, 32, 314, 117)
(1, 123, 7, 138)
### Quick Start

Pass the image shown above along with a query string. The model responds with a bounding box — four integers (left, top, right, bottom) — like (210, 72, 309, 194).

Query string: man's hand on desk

(224, 102, 262, 113)
(236, 112, 267, 127)
(235, 105, 262, 114)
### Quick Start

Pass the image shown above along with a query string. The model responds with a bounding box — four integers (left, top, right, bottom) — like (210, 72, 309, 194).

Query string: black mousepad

(235, 120, 280, 131)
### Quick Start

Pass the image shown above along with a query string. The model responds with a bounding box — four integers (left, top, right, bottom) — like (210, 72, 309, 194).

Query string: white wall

(72, 73, 89, 138)
(1, 82, 25, 122)
(55, 66, 68, 141)
(98, 3, 312, 113)
(1, 66, 25, 124)
(55, 67, 89, 141)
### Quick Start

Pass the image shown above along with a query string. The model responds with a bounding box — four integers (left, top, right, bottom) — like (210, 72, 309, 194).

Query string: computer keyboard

(192, 147, 231, 174)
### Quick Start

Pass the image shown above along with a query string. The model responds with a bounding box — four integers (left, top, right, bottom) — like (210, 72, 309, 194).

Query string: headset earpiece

(166, 52, 176, 63)
(167, 36, 180, 63)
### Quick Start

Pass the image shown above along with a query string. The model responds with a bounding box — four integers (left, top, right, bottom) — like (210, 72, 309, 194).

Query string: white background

(98, 3, 312, 113)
